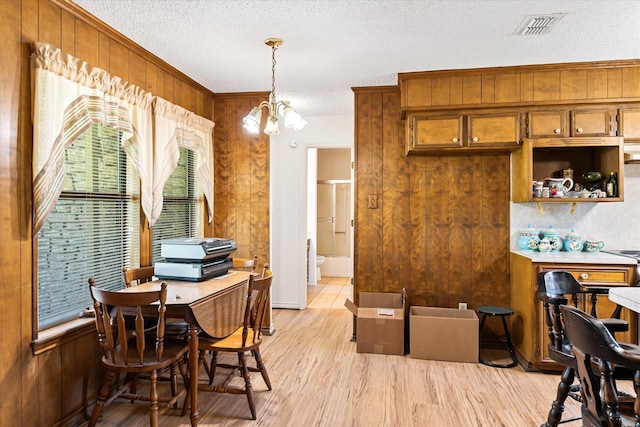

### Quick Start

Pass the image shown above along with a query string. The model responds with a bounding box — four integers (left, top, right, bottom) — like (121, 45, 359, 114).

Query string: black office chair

(537, 270, 629, 427)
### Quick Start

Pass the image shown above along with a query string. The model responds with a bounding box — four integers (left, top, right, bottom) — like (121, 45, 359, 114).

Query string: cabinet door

(571, 109, 614, 137)
(468, 113, 521, 147)
(528, 111, 568, 138)
(537, 264, 636, 367)
(618, 107, 640, 142)
(407, 114, 463, 150)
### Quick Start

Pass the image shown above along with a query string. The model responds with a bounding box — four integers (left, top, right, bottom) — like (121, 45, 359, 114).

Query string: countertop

(511, 250, 637, 265)
(609, 288, 640, 313)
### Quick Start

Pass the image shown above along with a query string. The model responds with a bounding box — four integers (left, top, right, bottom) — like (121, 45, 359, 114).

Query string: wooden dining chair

(122, 266, 188, 336)
(197, 266, 273, 420)
(561, 304, 640, 427)
(537, 270, 630, 427)
(122, 265, 155, 287)
(232, 255, 258, 272)
(88, 278, 190, 427)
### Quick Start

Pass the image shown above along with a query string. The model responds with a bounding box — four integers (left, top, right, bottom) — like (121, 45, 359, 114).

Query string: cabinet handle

(452, 137, 458, 143)
(581, 273, 589, 280)
(472, 137, 479, 142)
(554, 128, 561, 134)
(577, 127, 583, 133)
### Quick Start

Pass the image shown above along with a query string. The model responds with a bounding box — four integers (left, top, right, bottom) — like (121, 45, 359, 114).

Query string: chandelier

(242, 38, 307, 135)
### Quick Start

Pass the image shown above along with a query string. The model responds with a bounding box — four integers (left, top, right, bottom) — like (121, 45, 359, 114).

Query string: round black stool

(476, 305, 518, 368)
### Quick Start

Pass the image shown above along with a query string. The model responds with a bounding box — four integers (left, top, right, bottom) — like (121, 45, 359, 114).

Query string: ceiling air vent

(514, 13, 565, 36)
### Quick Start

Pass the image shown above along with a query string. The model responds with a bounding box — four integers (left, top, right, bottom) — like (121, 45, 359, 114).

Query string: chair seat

(103, 337, 189, 372)
(199, 329, 262, 353)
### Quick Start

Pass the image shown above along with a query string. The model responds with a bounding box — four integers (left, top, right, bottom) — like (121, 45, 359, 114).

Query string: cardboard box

(409, 306, 479, 363)
(345, 291, 407, 355)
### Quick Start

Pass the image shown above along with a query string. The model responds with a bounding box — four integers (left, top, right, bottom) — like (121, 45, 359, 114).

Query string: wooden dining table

(118, 270, 251, 426)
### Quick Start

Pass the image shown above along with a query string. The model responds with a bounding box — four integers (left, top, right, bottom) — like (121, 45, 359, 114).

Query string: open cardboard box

(409, 306, 479, 363)
(345, 291, 407, 355)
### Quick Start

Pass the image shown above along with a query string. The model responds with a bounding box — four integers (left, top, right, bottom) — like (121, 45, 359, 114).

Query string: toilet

(316, 256, 325, 281)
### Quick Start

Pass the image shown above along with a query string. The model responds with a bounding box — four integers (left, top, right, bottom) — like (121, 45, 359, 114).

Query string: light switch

(368, 194, 378, 209)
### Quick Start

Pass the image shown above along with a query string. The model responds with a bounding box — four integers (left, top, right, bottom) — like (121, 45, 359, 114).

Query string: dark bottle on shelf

(606, 172, 617, 197)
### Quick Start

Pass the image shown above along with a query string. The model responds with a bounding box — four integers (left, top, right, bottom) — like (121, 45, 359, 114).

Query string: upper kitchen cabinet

(618, 107, 640, 142)
(399, 60, 640, 114)
(511, 136, 625, 203)
(406, 111, 521, 154)
(526, 107, 616, 138)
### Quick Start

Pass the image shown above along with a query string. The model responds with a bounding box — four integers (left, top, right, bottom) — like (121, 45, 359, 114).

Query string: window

(151, 147, 203, 263)
(36, 124, 140, 330)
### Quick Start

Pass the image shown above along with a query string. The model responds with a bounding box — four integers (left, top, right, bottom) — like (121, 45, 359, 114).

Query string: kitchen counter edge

(511, 250, 636, 265)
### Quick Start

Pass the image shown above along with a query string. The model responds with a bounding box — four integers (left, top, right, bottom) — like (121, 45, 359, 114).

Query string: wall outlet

(458, 302, 468, 310)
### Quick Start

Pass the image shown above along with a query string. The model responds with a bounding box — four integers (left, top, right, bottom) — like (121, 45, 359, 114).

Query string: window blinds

(37, 124, 140, 329)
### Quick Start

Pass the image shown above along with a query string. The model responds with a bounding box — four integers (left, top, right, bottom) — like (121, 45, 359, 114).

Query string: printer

(154, 237, 237, 281)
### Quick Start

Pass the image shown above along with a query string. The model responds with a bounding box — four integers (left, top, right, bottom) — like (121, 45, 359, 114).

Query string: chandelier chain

(271, 43, 278, 100)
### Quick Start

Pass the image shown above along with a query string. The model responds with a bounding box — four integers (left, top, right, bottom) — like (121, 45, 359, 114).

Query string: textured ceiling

(72, 0, 640, 116)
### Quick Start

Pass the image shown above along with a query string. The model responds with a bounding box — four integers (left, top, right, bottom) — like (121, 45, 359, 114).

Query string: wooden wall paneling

(145, 60, 158, 94)
(622, 66, 640, 98)
(129, 52, 146, 88)
(60, 333, 98, 422)
(74, 19, 99, 66)
(481, 75, 495, 104)
(98, 32, 109, 71)
(61, 341, 78, 416)
(408, 155, 428, 291)
(39, 349, 63, 425)
(195, 91, 204, 117)
(462, 75, 482, 105)
(236, 99, 253, 257)
(177, 80, 197, 112)
(431, 77, 451, 106)
(354, 91, 373, 297)
(250, 119, 269, 264)
(469, 156, 486, 307)
(0, 288, 22, 427)
(163, 71, 174, 103)
(495, 73, 520, 103)
(396, 132, 414, 296)
(560, 69, 587, 100)
(425, 157, 450, 306)
(20, 3, 40, 426)
(381, 91, 400, 291)
(447, 156, 475, 308)
(211, 93, 270, 276)
(2, 2, 220, 425)
(533, 70, 560, 101)
(587, 68, 608, 99)
(223, 97, 240, 244)
(370, 92, 385, 291)
(213, 97, 230, 238)
(108, 39, 129, 81)
(480, 155, 510, 307)
(22, 0, 38, 43)
(38, 0, 61, 47)
(60, 9, 75, 54)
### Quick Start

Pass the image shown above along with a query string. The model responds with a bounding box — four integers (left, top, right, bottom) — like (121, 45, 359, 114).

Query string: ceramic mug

(584, 240, 605, 252)
(544, 177, 574, 194)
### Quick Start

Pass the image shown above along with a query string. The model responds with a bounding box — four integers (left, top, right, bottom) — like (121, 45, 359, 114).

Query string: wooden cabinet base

(509, 251, 637, 370)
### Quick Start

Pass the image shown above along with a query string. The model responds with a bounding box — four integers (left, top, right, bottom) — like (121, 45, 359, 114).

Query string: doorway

(306, 147, 353, 292)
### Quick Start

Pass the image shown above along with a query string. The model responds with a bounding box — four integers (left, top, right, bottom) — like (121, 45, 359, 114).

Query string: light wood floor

(83, 277, 584, 426)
